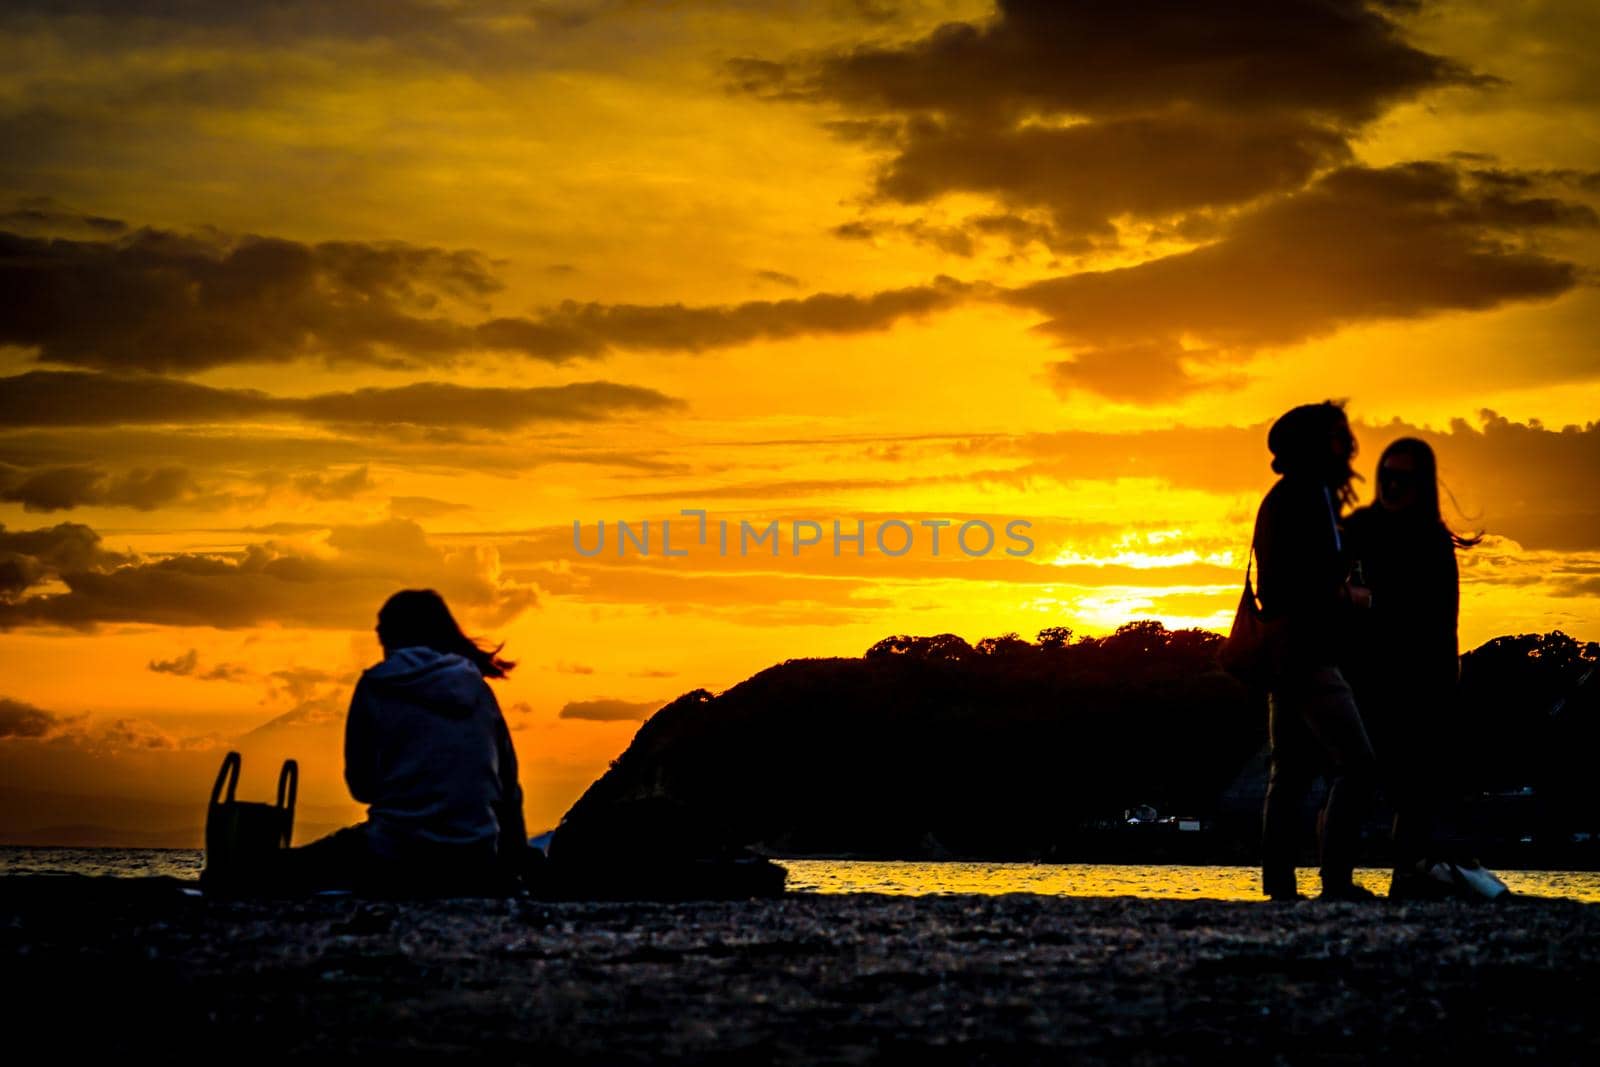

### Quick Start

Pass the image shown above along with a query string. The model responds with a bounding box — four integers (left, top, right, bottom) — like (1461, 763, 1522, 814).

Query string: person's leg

(1263, 686, 1315, 899)
(275, 822, 376, 893)
(1297, 667, 1379, 893)
(1387, 704, 1443, 894)
(363, 831, 504, 898)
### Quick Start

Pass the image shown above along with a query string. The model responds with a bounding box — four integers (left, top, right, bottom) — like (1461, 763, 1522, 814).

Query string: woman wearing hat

(1253, 400, 1379, 901)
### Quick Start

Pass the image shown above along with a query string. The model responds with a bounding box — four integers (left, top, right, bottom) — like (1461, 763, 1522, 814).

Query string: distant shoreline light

(572, 511, 1035, 559)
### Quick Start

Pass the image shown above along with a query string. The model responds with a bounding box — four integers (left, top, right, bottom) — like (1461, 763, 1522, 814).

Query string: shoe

(1431, 859, 1513, 902)
(1263, 871, 1300, 902)
(1318, 882, 1380, 902)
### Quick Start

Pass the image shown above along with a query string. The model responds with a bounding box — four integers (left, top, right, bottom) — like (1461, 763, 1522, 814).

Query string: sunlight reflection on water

(783, 860, 1600, 903)
(3, 848, 1596, 903)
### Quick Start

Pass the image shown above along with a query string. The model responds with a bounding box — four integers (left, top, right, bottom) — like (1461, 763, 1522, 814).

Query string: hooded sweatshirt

(343, 645, 527, 863)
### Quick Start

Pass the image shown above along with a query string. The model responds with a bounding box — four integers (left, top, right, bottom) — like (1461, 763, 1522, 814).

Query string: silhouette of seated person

(275, 589, 531, 897)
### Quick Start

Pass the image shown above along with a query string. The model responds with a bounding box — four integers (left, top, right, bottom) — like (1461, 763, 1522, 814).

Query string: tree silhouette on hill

(552, 623, 1598, 864)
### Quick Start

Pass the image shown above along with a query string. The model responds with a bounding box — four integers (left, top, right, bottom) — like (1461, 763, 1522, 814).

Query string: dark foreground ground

(5, 876, 1598, 1064)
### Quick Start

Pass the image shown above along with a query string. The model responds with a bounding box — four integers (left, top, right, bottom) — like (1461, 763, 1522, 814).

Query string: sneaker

(1318, 882, 1380, 902)
(1432, 859, 1513, 902)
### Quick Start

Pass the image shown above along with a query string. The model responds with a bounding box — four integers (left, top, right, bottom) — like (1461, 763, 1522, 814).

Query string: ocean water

(1, 846, 205, 880)
(3, 847, 1598, 902)
(783, 860, 1600, 902)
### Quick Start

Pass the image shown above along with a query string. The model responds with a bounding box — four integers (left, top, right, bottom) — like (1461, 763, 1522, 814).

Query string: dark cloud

(0, 198, 127, 240)
(525, 277, 973, 354)
(992, 410, 1600, 552)
(1551, 576, 1600, 598)
(0, 372, 268, 426)
(0, 227, 515, 372)
(739, 0, 1488, 238)
(558, 697, 663, 722)
(0, 223, 970, 371)
(1008, 163, 1594, 399)
(283, 380, 688, 428)
(290, 466, 373, 502)
(1044, 341, 1239, 405)
(873, 113, 1352, 240)
(835, 213, 1069, 257)
(1425, 411, 1600, 553)
(968, 213, 1066, 251)
(0, 463, 194, 511)
(765, 0, 1480, 124)
(0, 696, 59, 739)
(753, 269, 802, 288)
(0, 458, 433, 516)
(0, 521, 134, 598)
(147, 647, 248, 681)
(147, 648, 198, 676)
(0, 371, 685, 430)
(199, 662, 251, 682)
(0, 516, 538, 631)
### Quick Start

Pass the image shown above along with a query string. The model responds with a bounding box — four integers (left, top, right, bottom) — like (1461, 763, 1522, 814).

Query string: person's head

(375, 588, 515, 678)
(1267, 399, 1359, 507)
(1374, 437, 1483, 548)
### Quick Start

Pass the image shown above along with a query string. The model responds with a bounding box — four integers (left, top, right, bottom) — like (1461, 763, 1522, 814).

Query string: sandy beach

(5, 875, 1598, 1063)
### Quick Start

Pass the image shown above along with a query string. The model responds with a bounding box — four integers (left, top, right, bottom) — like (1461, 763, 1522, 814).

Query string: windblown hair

(1267, 399, 1360, 509)
(1377, 437, 1484, 550)
(375, 588, 515, 678)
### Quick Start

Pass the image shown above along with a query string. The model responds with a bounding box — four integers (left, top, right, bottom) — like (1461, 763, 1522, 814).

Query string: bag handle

(1242, 544, 1263, 612)
(209, 751, 241, 808)
(277, 759, 299, 847)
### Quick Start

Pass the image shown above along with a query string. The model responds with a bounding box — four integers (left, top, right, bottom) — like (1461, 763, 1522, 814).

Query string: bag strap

(1243, 544, 1267, 613)
(277, 759, 299, 846)
(209, 751, 241, 808)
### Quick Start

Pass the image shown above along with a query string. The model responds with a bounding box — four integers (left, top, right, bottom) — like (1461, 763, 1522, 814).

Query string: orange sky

(1, 0, 1597, 845)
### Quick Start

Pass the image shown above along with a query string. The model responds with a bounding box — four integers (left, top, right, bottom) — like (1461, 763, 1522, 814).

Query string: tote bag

(1217, 548, 1284, 688)
(201, 751, 298, 892)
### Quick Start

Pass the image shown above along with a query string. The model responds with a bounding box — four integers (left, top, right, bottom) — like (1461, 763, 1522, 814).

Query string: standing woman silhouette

(1341, 438, 1480, 898)
(279, 588, 529, 895)
(1254, 401, 1379, 901)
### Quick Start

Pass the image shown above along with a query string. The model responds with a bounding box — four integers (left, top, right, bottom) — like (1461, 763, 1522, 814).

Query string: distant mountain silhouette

(552, 623, 1600, 864)
(0, 785, 350, 850)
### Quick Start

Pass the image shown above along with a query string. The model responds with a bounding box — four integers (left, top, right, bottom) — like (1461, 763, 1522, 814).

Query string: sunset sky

(1, 0, 1597, 844)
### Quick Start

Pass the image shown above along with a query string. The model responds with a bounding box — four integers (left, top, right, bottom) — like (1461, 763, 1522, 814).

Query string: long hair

(1376, 437, 1484, 549)
(375, 588, 515, 678)
(1267, 399, 1361, 510)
